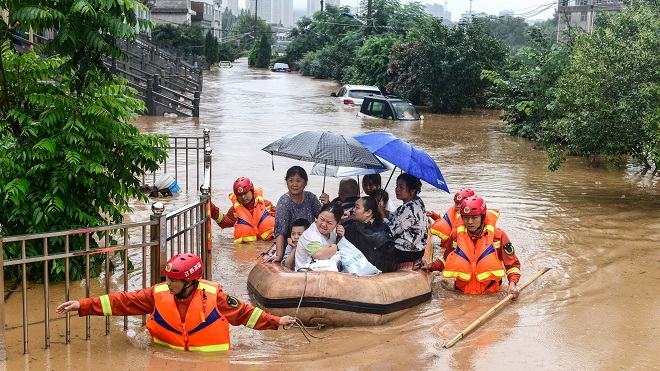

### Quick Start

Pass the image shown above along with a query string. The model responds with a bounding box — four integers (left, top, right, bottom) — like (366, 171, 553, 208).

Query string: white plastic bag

(338, 239, 381, 276)
(303, 259, 340, 272)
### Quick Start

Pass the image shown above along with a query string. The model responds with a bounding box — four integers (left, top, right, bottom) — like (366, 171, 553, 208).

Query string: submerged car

(358, 95, 423, 121)
(331, 84, 382, 106)
(219, 61, 232, 68)
(271, 63, 291, 72)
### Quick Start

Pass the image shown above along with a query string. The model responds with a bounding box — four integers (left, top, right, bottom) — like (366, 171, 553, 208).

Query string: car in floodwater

(219, 61, 232, 68)
(357, 95, 423, 121)
(331, 84, 382, 106)
(271, 63, 291, 72)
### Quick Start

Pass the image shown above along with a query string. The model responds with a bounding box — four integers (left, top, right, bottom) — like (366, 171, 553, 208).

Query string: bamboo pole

(443, 267, 551, 349)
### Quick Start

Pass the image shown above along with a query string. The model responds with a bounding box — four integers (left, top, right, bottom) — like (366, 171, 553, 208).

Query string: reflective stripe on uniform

(484, 224, 495, 233)
(100, 294, 113, 316)
(507, 267, 521, 275)
(189, 343, 230, 352)
(443, 270, 471, 281)
(235, 235, 257, 244)
(245, 308, 263, 329)
(153, 337, 185, 350)
(197, 281, 217, 294)
(260, 229, 273, 240)
(476, 269, 505, 281)
(154, 284, 169, 293)
(493, 241, 501, 249)
(430, 229, 449, 240)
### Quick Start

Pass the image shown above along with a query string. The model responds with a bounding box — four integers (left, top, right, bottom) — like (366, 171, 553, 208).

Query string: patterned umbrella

(262, 131, 384, 192)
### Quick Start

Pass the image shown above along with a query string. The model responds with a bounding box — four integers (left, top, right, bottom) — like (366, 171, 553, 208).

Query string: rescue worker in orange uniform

(427, 188, 475, 249)
(210, 177, 276, 243)
(422, 196, 521, 298)
(56, 253, 296, 351)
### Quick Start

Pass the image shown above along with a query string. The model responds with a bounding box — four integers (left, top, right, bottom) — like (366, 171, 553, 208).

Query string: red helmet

(460, 196, 487, 216)
(454, 188, 475, 204)
(233, 177, 254, 195)
(164, 253, 203, 281)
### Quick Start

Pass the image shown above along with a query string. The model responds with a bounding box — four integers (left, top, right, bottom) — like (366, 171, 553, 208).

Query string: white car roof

(343, 85, 381, 91)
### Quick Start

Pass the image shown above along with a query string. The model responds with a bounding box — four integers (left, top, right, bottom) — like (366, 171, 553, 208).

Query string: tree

(480, 15, 530, 55)
(1, 0, 169, 281)
(218, 41, 242, 62)
(540, 3, 660, 170)
(386, 18, 508, 113)
(205, 32, 219, 64)
(341, 33, 403, 88)
(248, 32, 272, 68)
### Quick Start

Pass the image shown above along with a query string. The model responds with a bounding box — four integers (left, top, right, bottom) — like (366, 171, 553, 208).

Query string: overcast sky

(295, 0, 556, 22)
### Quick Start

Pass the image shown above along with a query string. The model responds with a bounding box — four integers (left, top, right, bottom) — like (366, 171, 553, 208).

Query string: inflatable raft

(247, 264, 433, 327)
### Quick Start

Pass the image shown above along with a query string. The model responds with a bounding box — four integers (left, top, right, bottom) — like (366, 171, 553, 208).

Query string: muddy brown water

(2, 58, 659, 370)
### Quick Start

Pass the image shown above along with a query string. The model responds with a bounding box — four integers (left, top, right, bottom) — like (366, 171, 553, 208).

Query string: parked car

(219, 61, 232, 68)
(272, 63, 291, 72)
(358, 95, 423, 121)
(331, 85, 382, 106)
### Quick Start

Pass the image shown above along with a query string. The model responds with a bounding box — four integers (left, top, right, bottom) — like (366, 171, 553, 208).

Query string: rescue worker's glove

(210, 202, 223, 223)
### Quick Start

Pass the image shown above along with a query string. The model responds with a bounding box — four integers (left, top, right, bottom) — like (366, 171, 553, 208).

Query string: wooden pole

(443, 267, 551, 349)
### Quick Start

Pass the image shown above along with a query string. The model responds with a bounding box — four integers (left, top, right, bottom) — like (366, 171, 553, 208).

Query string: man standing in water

(56, 253, 296, 351)
(422, 196, 521, 298)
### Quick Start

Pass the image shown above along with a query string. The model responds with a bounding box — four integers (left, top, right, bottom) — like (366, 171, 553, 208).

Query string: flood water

(3, 58, 660, 370)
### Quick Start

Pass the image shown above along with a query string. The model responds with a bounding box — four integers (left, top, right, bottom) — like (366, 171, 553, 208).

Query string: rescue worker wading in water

(422, 196, 522, 298)
(427, 188, 475, 250)
(211, 177, 276, 244)
(56, 253, 296, 351)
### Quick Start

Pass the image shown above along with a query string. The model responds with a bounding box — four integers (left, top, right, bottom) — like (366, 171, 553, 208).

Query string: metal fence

(0, 130, 213, 360)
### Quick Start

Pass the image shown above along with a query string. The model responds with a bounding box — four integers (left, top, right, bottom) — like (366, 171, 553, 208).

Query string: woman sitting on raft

(294, 203, 345, 271)
(343, 196, 397, 273)
(386, 173, 429, 270)
(264, 165, 323, 263)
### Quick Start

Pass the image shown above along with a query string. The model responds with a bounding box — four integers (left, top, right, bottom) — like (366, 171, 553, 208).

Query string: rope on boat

(283, 268, 328, 342)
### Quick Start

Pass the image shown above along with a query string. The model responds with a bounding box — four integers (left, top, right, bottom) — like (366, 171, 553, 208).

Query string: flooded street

(4, 58, 660, 370)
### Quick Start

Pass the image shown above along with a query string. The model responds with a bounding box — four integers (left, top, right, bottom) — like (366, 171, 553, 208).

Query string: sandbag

(338, 239, 381, 276)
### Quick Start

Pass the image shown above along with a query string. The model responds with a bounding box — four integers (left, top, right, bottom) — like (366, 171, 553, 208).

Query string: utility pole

(320, 0, 324, 12)
(253, 0, 258, 39)
(366, 0, 372, 38)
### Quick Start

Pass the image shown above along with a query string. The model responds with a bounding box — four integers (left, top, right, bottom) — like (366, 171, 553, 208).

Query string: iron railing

(0, 129, 213, 360)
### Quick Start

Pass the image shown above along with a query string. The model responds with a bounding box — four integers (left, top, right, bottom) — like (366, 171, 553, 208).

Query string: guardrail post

(0, 226, 6, 361)
(150, 202, 167, 286)
(146, 77, 154, 115)
(200, 143, 212, 279)
(110, 57, 117, 74)
(193, 92, 200, 117)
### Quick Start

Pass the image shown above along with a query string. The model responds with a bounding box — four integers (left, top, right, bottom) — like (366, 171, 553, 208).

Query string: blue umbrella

(354, 132, 450, 193)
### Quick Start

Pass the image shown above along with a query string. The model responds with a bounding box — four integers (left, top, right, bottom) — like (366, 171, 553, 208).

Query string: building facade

(557, 0, 623, 33)
(246, 0, 293, 26)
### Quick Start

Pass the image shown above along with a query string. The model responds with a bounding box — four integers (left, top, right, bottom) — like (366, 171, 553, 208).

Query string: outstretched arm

(56, 300, 80, 314)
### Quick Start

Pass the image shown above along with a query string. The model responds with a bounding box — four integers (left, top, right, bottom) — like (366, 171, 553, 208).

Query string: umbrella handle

(322, 163, 327, 194)
(383, 167, 397, 190)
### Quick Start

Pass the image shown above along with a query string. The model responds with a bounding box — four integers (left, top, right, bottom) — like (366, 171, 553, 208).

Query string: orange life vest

(229, 187, 274, 244)
(145, 280, 231, 352)
(442, 209, 505, 294)
(430, 205, 459, 243)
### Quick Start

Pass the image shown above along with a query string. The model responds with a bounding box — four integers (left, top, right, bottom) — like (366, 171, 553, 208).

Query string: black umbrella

(262, 131, 384, 192)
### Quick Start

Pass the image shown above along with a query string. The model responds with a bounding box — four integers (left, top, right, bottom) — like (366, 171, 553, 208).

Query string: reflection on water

(3, 57, 659, 370)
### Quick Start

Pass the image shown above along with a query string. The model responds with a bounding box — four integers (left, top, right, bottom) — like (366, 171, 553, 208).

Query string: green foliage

(1, 1, 170, 281)
(387, 18, 508, 113)
(248, 32, 272, 68)
(218, 42, 242, 62)
(341, 33, 403, 87)
(8, 0, 150, 92)
(285, 5, 357, 69)
(299, 32, 363, 80)
(228, 12, 272, 51)
(152, 24, 205, 57)
(480, 15, 530, 55)
(205, 32, 219, 64)
(541, 3, 660, 169)
(484, 27, 571, 140)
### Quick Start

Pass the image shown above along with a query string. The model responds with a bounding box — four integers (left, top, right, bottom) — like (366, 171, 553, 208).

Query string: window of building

(581, 12, 587, 21)
(596, 0, 602, 3)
